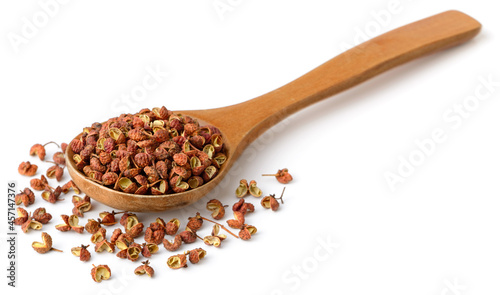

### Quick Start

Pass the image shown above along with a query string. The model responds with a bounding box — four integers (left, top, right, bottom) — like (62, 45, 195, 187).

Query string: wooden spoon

(66, 10, 481, 212)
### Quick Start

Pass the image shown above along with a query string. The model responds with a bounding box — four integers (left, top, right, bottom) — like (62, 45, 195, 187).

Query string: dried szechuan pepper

(90, 228, 107, 244)
(14, 207, 29, 225)
(95, 239, 115, 253)
(115, 233, 134, 250)
(187, 248, 207, 264)
(32, 207, 52, 224)
(55, 214, 84, 233)
(248, 180, 262, 197)
(46, 165, 64, 182)
(261, 187, 286, 211)
(186, 212, 203, 232)
(85, 219, 102, 234)
(179, 229, 197, 244)
(18, 161, 38, 176)
(206, 199, 226, 220)
(235, 179, 249, 198)
(144, 218, 166, 245)
(69, 106, 227, 196)
(29, 142, 60, 161)
(91, 264, 111, 283)
(126, 243, 142, 261)
(226, 211, 245, 229)
(165, 218, 180, 236)
(135, 260, 154, 277)
(238, 224, 257, 240)
(232, 199, 255, 215)
(21, 213, 43, 233)
(203, 224, 227, 247)
(167, 253, 187, 269)
(262, 168, 293, 184)
(98, 210, 125, 226)
(141, 243, 159, 258)
(41, 186, 63, 203)
(163, 234, 183, 251)
(61, 180, 80, 194)
(72, 195, 92, 217)
(15, 188, 35, 206)
(32, 232, 62, 254)
(71, 244, 91, 261)
(123, 213, 144, 238)
(30, 175, 49, 191)
(53, 152, 66, 165)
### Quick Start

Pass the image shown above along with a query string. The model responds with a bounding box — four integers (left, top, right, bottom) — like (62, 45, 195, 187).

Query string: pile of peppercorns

(69, 106, 227, 195)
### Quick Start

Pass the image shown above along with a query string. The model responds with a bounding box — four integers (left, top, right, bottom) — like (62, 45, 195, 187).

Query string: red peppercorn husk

(61, 142, 68, 153)
(29, 144, 46, 161)
(53, 152, 66, 165)
(262, 168, 293, 184)
(18, 161, 38, 176)
(61, 180, 80, 194)
(206, 199, 226, 220)
(15, 188, 35, 206)
(70, 138, 84, 154)
(46, 165, 64, 181)
(239, 225, 257, 240)
(135, 260, 155, 277)
(187, 248, 207, 264)
(167, 253, 187, 269)
(32, 208, 52, 224)
(30, 175, 49, 191)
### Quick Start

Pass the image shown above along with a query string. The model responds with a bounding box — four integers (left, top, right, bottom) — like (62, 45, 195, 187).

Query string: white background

(1, 1, 499, 294)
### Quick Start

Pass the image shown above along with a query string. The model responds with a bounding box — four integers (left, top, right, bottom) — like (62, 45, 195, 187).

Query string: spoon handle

(189, 10, 481, 158)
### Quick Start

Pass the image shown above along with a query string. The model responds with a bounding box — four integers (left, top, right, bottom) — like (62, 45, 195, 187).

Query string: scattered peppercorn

(261, 187, 286, 211)
(262, 168, 293, 184)
(91, 264, 111, 283)
(32, 232, 62, 254)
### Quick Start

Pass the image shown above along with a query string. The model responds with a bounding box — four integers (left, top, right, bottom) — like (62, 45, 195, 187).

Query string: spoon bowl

(66, 10, 481, 211)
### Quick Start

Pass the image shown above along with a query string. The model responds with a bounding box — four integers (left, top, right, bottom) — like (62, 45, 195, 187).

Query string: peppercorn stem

(200, 216, 239, 239)
(51, 247, 63, 252)
(131, 157, 139, 169)
(43, 141, 60, 148)
(114, 171, 124, 190)
(261, 173, 279, 177)
(275, 187, 286, 204)
(46, 160, 65, 167)
(148, 179, 163, 187)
